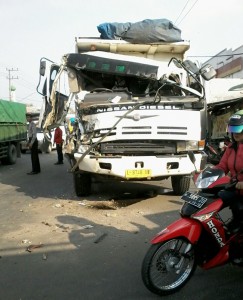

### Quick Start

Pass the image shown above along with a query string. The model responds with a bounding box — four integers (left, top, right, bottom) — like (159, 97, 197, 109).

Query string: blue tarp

(97, 19, 182, 43)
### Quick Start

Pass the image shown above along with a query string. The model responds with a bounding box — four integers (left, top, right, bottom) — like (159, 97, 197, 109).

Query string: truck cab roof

(75, 37, 190, 61)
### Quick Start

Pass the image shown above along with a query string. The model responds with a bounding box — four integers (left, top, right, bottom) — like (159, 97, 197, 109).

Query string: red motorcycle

(141, 162, 243, 296)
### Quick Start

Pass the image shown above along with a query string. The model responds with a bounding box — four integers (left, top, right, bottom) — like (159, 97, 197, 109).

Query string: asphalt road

(0, 152, 242, 300)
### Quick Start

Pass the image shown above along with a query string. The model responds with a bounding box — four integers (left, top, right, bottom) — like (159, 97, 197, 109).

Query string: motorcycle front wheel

(141, 238, 196, 296)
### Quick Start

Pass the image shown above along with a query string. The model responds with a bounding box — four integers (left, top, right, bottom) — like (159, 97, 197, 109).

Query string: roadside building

(203, 45, 243, 78)
(202, 45, 243, 165)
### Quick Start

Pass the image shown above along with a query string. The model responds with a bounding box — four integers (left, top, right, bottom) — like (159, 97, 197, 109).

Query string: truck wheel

(73, 172, 92, 196)
(171, 175, 190, 196)
(4, 144, 17, 164)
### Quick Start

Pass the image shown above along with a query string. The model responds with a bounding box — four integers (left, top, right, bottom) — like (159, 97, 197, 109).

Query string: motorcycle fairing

(193, 197, 224, 216)
(201, 246, 229, 269)
(151, 218, 202, 244)
(205, 175, 230, 189)
(200, 217, 229, 269)
(151, 217, 231, 269)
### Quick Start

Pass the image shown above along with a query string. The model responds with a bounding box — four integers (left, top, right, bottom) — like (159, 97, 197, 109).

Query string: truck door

(37, 58, 69, 130)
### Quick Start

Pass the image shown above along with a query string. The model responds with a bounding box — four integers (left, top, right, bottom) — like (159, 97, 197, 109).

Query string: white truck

(204, 78, 243, 164)
(37, 37, 215, 196)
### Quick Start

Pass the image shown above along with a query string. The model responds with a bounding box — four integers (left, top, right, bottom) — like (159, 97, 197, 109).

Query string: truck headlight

(78, 144, 90, 153)
(177, 140, 205, 152)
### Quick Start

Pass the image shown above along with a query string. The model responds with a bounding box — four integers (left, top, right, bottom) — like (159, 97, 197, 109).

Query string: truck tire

(73, 172, 92, 196)
(171, 175, 190, 196)
(3, 144, 17, 165)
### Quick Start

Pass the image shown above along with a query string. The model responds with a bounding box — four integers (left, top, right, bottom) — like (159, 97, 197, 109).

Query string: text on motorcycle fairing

(206, 220, 225, 247)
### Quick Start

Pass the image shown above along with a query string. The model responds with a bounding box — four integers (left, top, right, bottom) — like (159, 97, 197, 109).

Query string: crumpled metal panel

(65, 52, 159, 80)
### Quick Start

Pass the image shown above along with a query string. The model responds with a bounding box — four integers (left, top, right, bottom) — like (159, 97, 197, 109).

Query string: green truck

(0, 99, 27, 164)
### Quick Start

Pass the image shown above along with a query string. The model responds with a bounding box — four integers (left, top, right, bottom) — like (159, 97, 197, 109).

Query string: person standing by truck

(26, 113, 41, 175)
(53, 126, 64, 165)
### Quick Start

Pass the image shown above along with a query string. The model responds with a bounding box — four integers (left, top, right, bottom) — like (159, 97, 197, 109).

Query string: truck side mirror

(200, 64, 216, 81)
(40, 61, 46, 76)
(183, 60, 200, 74)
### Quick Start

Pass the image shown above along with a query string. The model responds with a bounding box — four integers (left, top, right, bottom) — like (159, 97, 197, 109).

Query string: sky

(0, 0, 243, 108)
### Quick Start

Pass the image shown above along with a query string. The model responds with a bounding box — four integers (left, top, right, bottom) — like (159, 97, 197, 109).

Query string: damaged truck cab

(37, 38, 215, 196)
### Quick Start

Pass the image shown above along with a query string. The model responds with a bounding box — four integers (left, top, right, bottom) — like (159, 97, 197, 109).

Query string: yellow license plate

(125, 169, 152, 178)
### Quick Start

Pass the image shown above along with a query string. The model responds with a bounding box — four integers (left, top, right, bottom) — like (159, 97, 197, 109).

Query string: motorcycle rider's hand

(236, 181, 243, 189)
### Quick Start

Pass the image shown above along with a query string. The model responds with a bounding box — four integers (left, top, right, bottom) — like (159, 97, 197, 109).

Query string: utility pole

(6, 68, 18, 101)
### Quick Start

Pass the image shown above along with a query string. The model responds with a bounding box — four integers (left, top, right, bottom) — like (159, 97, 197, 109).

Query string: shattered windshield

(64, 51, 203, 99)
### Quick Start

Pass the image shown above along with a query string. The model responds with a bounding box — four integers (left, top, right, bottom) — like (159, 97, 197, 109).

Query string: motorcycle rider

(215, 109, 243, 232)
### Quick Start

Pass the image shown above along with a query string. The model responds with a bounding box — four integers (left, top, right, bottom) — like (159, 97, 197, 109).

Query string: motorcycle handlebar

(224, 181, 237, 191)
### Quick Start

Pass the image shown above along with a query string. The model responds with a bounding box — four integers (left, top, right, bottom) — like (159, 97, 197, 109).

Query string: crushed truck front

(37, 38, 215, 196)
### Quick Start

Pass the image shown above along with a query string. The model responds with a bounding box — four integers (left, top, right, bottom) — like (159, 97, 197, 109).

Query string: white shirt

(28, 121, 37, 146)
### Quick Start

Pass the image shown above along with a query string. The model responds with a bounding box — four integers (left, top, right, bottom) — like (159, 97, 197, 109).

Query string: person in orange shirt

(53, 126, 63, 165)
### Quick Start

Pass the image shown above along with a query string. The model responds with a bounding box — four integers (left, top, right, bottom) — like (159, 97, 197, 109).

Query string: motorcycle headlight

(195, 173, 219, 188)
(193, 212, 214, 221)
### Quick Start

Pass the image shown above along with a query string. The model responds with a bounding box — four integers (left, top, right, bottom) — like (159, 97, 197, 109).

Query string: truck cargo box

(0, 99, 27, 143)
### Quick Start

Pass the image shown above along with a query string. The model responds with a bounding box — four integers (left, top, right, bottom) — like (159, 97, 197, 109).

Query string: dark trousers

(31, 139, 40, 172)
(218, 190, 243, 224)
(56, 143, 63, 163)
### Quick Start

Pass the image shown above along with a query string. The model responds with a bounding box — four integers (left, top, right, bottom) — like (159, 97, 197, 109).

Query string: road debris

(94, 233, 107, 244)
(42, 221, 52, 226)
(42, 253, 48, 260)
(21, 239, 31, 244)
(86, 200, 118, 210)
(53, 203, 63, 208)
(105, 212, 117, 217)
(80, 225, 94, 229)
(26, 243, 44, 252)
(55, 224, 70, 232)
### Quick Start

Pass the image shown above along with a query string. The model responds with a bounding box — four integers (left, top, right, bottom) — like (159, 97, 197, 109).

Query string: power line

(176, 0, 199, 26)
(20, 92, 37, 100)
(188, 52, 243, 58)
(174, 0, 191, 25)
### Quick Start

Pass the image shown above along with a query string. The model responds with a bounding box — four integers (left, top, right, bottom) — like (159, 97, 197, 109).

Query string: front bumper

(73, 152, 203, 179)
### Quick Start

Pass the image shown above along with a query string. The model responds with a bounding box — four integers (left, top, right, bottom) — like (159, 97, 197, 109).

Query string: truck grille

(157, 126, 187, 135)
(100, 141, 176, 154)
(122, 126, 152, 135)
(96, 125, 188, 137)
